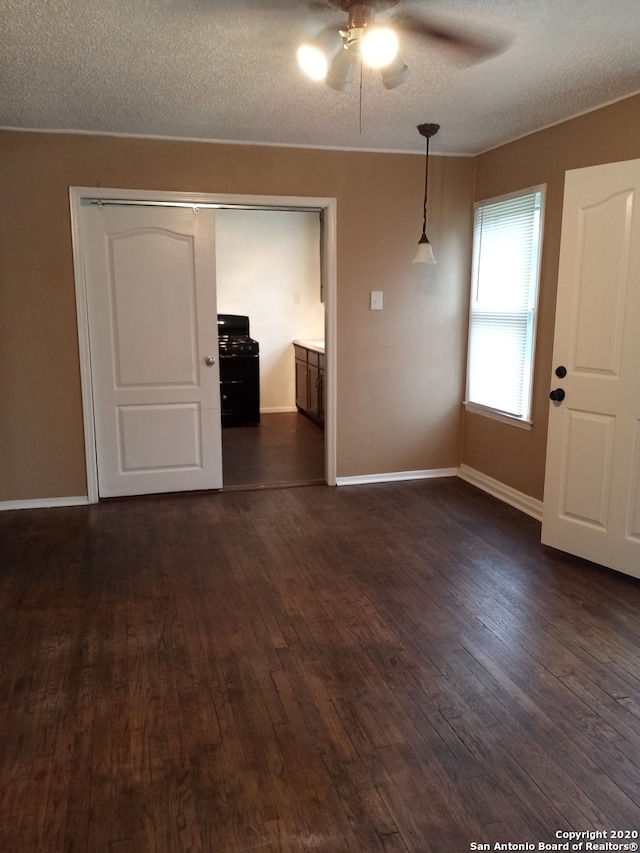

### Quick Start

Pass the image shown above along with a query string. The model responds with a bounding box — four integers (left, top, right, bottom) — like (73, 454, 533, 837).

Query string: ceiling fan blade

(391, 12, 511, 64)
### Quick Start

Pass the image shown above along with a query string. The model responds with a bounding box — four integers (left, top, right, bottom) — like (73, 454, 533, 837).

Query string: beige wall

(6, 94, 637, 505)
(463, 93, 640, 501)
(0, 130, 474, 501)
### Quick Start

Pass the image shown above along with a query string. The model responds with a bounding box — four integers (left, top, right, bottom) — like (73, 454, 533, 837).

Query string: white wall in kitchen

(215, 208, 324, 412)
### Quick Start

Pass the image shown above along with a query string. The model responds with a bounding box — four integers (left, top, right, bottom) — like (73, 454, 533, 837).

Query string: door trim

(70, 186, 338, 502)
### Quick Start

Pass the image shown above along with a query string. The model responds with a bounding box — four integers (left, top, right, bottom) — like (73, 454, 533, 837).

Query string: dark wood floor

(222, 412, 325, 489)
(1, 478, 640, 852)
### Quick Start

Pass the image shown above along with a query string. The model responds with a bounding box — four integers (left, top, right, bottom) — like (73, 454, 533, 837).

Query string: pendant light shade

(412, 236, 436, 264)
(412, 122, 440, 265)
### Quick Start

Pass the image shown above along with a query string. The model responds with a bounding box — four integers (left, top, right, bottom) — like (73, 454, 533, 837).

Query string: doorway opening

(214, 207, 326, 491)
(70, 187, 337, 503)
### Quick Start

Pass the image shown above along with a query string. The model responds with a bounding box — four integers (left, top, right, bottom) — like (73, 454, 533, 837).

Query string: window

(465, 186, 545, 425)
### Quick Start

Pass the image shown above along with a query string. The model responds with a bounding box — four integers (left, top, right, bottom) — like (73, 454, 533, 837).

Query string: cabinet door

(308, 363, 320, 416)
(318, 367, 324, 420)
(295, 358, 308, 410)
(318, 355, 326, 421)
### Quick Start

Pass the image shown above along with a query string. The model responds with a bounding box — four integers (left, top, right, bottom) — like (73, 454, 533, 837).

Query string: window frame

(464, 185, 546, 428)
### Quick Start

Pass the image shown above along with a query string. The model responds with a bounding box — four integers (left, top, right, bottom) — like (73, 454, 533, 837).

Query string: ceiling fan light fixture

(297, 2, 509, 92)
(297, 29, 344, 81)
(326, 47, 359, 92)
(360, 27, 399, 68)
(380, 54, 409, 89)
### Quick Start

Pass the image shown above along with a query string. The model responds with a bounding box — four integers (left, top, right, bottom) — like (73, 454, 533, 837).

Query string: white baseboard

(0, 469, 542, 522)
(260, 406, 298, 414)
(336, 468, 459, 487)
(458, 464, 543, 521)
(0, 496, 90, 512)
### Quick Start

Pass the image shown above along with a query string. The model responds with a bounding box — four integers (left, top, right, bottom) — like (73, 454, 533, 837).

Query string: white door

(541, 158, 640, 579)
(82, 203, 222, 497)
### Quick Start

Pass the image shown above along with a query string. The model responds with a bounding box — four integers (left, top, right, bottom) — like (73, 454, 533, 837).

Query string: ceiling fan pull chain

(359, 55, 363, 134)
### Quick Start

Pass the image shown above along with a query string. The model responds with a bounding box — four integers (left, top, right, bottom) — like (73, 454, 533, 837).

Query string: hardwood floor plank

(64, 727, 94, 853)
(379, 831, 411, 852)
(22, 755, 55, 851)
(0, 770, 32, 851)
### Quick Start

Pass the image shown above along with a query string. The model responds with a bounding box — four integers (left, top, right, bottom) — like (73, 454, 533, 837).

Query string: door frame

(70, 186, 338, 502)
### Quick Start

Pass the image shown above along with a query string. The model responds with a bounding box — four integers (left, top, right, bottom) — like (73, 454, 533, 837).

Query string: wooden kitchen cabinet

(294, 342, 325, 428)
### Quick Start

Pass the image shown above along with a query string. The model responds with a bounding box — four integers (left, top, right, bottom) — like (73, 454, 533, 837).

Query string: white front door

(541, 158, 640, 579)
(83, 203, 222, 497)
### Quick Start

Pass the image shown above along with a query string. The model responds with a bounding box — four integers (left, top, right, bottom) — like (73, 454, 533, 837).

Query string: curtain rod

(82, 198, 321, 213)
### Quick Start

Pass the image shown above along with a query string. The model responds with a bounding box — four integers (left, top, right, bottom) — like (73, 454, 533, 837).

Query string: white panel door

(542, 158, 640, 579)
(83, 203, 222, 497)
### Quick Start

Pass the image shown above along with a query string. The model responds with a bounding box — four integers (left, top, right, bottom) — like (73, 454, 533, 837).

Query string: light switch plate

(370, 291, 383, 310)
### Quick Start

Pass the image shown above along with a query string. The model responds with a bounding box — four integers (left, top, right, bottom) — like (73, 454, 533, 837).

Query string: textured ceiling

(2, 0, 640, 155)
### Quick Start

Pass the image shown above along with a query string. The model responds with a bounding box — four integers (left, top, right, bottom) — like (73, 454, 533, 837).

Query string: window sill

(463, 401, 533, 431)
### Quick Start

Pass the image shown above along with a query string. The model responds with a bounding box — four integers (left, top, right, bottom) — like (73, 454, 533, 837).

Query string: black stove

(217, 314, 260, 427)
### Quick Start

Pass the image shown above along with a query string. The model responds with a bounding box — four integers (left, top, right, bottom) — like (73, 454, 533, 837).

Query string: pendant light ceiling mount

(416, 122, 440, 139)
(413, 122, 440, 265)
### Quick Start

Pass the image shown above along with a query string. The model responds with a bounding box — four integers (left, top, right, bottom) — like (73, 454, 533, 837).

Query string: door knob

(205, 355, 216, 366)
(549, 388, 565, 402)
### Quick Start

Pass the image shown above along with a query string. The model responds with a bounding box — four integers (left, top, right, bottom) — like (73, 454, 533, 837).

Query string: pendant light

(412, 122, 440, 264)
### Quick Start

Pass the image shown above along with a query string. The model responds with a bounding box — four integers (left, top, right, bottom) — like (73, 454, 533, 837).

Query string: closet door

(83, 203, 222, 497)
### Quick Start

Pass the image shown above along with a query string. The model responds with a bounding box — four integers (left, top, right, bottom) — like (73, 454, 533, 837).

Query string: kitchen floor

(222, 411, 324, 489)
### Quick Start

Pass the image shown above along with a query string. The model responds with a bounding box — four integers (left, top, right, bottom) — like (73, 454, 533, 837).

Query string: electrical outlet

(370, 291, 383, 311)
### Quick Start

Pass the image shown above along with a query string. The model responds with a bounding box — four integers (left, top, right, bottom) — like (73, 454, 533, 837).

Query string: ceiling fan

(297, 0, 510, 91)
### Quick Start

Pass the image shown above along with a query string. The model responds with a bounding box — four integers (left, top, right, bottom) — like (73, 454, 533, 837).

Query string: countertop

(293, 339, 325, 355)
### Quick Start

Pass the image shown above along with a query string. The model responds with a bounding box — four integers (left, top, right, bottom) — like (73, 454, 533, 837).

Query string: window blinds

(467, 189, 543, 420)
